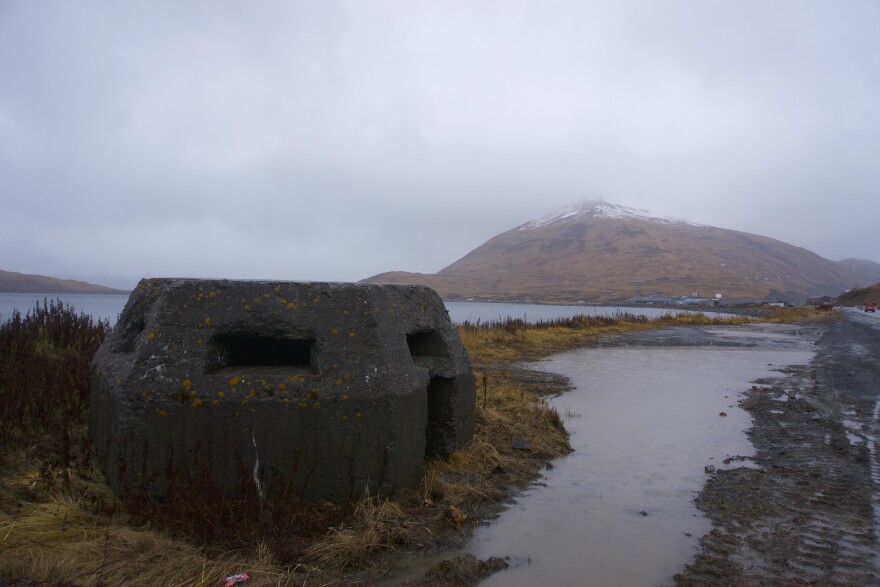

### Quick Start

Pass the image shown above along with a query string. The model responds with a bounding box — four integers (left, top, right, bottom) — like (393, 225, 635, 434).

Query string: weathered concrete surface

(89, 278, 475, 502)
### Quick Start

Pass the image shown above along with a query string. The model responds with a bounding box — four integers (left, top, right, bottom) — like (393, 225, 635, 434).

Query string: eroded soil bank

(677, 311, 880, 585)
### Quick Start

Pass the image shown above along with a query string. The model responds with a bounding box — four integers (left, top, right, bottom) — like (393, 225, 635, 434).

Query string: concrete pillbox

(89, 278, 475, 502)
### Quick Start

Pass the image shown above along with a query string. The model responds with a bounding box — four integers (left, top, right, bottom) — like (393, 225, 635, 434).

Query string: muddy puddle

(468, 325, 815, 586)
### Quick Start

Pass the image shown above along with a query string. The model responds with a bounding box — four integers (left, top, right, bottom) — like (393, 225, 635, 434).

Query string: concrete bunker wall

(89, 279, 475, 502)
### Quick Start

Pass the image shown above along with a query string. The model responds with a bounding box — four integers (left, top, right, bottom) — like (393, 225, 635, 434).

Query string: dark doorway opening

(425, 376, 456, 459)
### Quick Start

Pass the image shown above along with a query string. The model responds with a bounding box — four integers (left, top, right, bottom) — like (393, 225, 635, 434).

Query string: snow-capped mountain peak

(519, 200, 699, 230)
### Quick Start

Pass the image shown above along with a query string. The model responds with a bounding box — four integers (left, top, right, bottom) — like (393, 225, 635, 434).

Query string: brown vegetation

(835, 282, 880, 307)
(457, 312, 751, 364)
(758, 305, 842, 323)
(1, 302, 817, 585)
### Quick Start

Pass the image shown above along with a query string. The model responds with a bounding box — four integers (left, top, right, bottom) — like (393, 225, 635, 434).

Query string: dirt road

(677, 310, 880, 586)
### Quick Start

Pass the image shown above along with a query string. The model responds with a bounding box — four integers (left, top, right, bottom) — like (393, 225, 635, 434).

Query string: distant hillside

(836, 258, 880, 284)
(836, 283, 880, 307)
(0, 269, 129, 294)
(364, 201, 877, 304)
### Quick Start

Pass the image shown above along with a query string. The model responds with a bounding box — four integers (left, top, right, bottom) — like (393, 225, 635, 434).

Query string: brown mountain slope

(0, 269, 129, 294)
(364, 201, 876, 304)
(836, 258, 880, 284)
(836, 283, 880, 307)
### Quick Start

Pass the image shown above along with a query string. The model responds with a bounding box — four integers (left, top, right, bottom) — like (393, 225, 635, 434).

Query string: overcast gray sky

(2, 1, 878, 288)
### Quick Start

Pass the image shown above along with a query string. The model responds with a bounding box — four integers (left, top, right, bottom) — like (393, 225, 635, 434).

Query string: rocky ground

(676, 310, 880, 585)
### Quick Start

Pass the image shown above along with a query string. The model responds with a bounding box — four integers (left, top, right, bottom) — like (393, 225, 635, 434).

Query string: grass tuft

(305, 492, 408, 570)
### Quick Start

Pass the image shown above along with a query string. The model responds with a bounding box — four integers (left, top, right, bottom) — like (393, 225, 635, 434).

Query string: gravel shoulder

(676, 310, 880, 585)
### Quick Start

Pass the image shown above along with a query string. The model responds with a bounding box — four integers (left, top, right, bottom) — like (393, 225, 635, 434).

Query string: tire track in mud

(677, 316, 880, 586)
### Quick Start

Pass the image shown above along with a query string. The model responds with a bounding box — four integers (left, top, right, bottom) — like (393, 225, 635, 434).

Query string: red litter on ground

(223, 573, 249, 586)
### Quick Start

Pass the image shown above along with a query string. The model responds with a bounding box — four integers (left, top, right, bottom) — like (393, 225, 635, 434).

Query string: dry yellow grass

(457, 311, 751, 365)
(0, 446, 301, 586)
(419, 368, 571, 512)
(760, 305, 841, 323)
(304, 493, 408, 571)
(1, 305, 801, 585)
(0, 496, 274, 586)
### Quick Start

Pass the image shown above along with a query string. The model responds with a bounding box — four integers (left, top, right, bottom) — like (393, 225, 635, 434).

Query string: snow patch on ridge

(519, 200, 702, 230)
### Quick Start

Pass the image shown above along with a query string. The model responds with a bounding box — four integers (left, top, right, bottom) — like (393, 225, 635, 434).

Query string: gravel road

(677, 310, 880, 585)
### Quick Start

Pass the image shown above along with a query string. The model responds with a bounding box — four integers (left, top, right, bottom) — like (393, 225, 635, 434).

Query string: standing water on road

(469, 324, 815, 586)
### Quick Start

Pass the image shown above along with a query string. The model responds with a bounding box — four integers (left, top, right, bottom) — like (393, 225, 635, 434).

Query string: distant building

(806, 295, 836, 311)
(807, 295, 836, 307)
(629, 295, 677, 305)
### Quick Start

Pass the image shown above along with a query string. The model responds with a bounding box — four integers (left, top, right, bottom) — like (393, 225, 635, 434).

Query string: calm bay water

(0, 294, 725, 328)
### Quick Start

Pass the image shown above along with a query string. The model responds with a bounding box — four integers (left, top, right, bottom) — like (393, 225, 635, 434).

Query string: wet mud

(676, 313, 880, 585)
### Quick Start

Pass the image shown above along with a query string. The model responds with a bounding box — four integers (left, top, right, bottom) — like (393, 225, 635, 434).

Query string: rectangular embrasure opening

(407, 330, 448, 358)
(205, 334, 315, 372)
